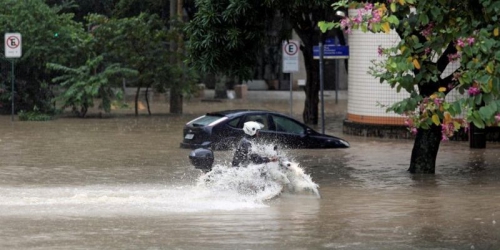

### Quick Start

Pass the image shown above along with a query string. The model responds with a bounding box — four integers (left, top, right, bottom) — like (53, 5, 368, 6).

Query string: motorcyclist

(232, 121, 278, 167)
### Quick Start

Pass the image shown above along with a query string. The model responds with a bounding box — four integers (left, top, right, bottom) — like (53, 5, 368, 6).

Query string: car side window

(227, 117, 241, 128)
(272, 115, 304, 134)
(243, 115, 269, 130)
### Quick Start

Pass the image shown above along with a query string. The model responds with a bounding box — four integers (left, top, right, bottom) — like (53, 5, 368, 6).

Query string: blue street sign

(313, 45, 349, 59)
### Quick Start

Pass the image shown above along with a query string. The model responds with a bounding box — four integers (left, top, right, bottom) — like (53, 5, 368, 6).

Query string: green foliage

(185, 0, 272, 80)
(0, 0, 198, 117)
(0, 0, 88, 114)
(47, 56, 138, 117)
(86, 13, 195, 95)
(113, 0, 169, 19)
(18, 106, 53, 121)
(45, 0, 116, 21)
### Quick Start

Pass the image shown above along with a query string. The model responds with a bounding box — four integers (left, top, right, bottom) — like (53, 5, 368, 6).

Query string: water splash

(196, 159, 321, 202)
(197, 164, 285, 202)
(189, 144, 322, 210)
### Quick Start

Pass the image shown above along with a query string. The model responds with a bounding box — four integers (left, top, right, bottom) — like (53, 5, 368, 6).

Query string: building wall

(347, 20, 407, 125)
(346, 9, 464, 125)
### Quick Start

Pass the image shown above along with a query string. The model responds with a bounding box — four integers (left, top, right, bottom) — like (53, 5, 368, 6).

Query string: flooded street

(1, 92, 499, 249)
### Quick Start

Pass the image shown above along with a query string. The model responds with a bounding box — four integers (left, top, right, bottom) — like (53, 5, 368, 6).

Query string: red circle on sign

(6, 36, 20, 49)
(283, 41, 299, 56)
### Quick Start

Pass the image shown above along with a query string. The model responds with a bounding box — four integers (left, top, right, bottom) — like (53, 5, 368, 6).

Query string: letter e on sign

(282, 40, 299, 73)
(5, 33, 22, 58)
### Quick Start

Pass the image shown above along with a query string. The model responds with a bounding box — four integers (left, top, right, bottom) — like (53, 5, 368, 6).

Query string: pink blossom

(467, 37, 475, 46)
(410, 127, 418, 136)
(419, 98, 429, 112)
(433, 98, 443, 106)
(456, 37, 475, 47)
(371, 10, 381, 23)
(364, 3, 374, 10)
(340, 18, 353, 33)
(468, 86, 480, 96)
(353, 16, 362, 24)
(434, 98, 444, 108)
(420, 23, 435, 37)
(447, 53, 461, 62)
(404, 117, 418, 136)
(404, 118, 413, 126)
(424, 48, 431, 54)
(495, 114, 500, 123)
(441, 123, 455, 141)
(377, 46, 384, 56)
(353, 10, 363, 24)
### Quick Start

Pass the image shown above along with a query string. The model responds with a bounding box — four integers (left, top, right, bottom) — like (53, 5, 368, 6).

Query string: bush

(18, 109, 53, 121)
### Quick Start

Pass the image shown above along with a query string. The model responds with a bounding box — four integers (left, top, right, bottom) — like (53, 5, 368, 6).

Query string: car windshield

(188, 115, 226, 127)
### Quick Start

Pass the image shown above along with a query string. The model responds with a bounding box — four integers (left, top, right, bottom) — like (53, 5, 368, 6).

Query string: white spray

(196, 144, 321, 201)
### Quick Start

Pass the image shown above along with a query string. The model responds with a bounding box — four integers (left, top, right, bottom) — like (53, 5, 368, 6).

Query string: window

(272, 115, 304, 134)
(243, 115, 269, 130)
(227, 117, 241, 128)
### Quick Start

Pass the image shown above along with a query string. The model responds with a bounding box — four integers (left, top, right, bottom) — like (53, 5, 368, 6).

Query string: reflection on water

(0, 97, 500, 249)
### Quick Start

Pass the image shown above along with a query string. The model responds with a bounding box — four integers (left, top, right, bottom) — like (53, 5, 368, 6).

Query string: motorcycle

(188, 148, 321, 200)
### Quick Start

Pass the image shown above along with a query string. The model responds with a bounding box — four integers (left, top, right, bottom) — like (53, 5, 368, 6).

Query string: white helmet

(243, 121, 263, 136)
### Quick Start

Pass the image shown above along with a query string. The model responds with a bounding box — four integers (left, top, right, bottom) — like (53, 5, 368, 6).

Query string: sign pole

(11, 60, 15, 121)
(335, 60, 339, 104)
(312, 38, 349, 133)
(289, 73, 293, 116)
(319, 41, 325, 135)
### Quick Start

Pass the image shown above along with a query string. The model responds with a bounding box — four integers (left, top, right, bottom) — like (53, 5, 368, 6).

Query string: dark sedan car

(180, 109, 350, 150)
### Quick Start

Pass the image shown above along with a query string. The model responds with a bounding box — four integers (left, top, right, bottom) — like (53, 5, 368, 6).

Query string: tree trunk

(408, 125, 442, 174)
(303, 52, 320, 124)
(296, 36, 320, 125)
(169, 89, 183, 114)
(214, 75, 228, 99)
(168, 0, 184, 114)
(134, 85, 140, 116)
(79, 104, 88, 118)
(469, 122, 486, 148)
(145, 86, 151, 115)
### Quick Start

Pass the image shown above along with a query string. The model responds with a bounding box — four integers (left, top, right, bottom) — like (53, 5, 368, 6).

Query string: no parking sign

(282, 40, 299, 73)
(5, 33, 22, 58)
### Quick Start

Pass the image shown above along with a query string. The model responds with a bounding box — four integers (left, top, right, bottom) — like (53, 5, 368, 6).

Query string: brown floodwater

(0, 92, 499, 249)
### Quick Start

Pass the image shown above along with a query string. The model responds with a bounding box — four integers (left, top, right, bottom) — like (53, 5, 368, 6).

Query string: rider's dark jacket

(231, 136, 271, 167)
